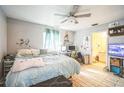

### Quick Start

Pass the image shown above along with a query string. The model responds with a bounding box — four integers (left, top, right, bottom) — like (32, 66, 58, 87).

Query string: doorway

(92, 31, 107, 64)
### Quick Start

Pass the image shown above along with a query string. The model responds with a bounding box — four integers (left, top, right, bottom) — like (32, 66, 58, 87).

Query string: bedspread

(5, 54, 80, 87)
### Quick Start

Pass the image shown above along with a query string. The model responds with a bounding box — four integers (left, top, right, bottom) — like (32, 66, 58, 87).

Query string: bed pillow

(17, 49, 41, 57)
(17, 49, 32, 57)
(40, 49, 47, 55)
(31, 49, 40, 56)
(11, 58, 46, 72)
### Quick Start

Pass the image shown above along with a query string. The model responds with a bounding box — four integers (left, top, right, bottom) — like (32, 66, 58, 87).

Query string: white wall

(7, 18, 75, 54)
(7, 18, 46, 54)
(0, 8, 7, 78)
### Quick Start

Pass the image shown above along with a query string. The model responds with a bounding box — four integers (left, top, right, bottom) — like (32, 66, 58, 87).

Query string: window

(43, 28, 60, 51)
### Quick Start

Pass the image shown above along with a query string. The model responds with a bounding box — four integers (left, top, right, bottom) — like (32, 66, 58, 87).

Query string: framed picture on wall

(81, 36, 90, 54)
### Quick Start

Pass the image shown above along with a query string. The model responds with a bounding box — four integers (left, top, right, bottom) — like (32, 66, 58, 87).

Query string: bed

(5, 51, 80, 87)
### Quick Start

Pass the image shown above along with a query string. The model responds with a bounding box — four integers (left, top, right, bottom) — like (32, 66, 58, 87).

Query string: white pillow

(17, 49, 32, 56)
(31, 49, 40, 56)
(40, 49, 47, 54)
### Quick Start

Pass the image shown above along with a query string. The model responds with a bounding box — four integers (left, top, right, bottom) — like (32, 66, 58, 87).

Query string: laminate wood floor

(70, 62, 124, 87)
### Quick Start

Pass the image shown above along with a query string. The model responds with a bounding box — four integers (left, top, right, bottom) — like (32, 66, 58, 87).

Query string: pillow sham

(31, 49, 40, 56)
(40, 49, 47, 55)
(17, 49, 32, 57)
(17, 49, 41, 57)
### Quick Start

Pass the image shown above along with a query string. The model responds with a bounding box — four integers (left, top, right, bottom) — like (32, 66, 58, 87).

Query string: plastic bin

(111, 65, 121, 75)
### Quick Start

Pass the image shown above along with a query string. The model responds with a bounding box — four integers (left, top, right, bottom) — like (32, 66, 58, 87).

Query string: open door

(92, 31, 107, 64)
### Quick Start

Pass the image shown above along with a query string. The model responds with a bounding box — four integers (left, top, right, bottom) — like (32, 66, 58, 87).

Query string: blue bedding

(5, 54, 80, 87)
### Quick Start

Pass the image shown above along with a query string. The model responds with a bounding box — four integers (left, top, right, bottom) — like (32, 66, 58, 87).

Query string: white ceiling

(1, 5, 124, 31)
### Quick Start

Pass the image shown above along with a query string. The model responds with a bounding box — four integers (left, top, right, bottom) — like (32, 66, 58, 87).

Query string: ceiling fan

(54, 5, 91, 24)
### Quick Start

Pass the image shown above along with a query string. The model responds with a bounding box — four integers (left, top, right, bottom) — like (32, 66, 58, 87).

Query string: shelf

(109, 56, 124, 59)
(110, 63, 121, 67)
(108, 25, 124, 36)
(4, 64, 13, 67)
(110, 65, 122, 68)
(109, 25, 124, 29)
(4, 60, 14, 63)
(110, 57, 124, 77)
(4, 63, 13, 66)
(4, 68, 11, 72)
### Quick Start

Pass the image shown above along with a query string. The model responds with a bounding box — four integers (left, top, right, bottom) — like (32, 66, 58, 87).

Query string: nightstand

(3, 54, 15, 82)
(4, 60, 14, 78)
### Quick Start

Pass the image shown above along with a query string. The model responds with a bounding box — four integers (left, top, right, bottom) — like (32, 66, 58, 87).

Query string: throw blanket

(11, 58, 46, 72)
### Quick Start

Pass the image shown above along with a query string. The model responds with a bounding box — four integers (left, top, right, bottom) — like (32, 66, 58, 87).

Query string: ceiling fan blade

(54, 13, 68, 17)
(75, 13, 91, 18)
(61, 18, 68, 23)
(70, 5, 79, 15)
